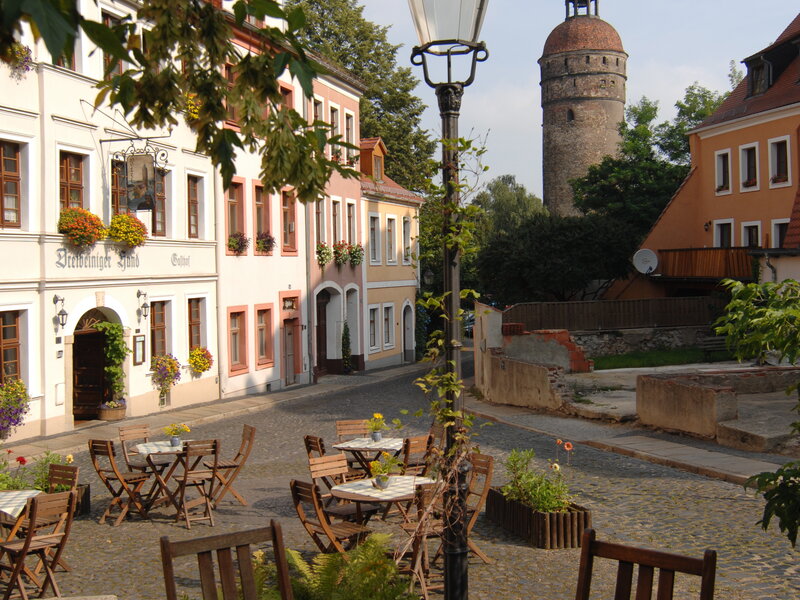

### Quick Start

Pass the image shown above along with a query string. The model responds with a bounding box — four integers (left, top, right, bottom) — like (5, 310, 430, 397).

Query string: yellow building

(360, 139, 422, 368)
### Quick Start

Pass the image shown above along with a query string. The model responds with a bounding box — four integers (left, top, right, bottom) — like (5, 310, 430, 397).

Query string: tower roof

(542, 15, 624, 56)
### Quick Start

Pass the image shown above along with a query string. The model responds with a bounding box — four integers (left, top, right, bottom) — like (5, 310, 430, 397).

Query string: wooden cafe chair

(161, 519, 294, 600)
(88, 439, 152, 526)
(401, 434, 434, 476)
(574, 528, 717, 600)
(307, 454, 380, 522)
(334, 419, 370, 442)
(290, 479, 370, 554)
(206, 424, 255, 508)
(0, 490, 76, 600)
(175, 439, 220, 529)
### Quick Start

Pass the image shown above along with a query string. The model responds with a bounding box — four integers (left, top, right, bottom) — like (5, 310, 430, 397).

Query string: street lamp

(408, 2, 488, 599)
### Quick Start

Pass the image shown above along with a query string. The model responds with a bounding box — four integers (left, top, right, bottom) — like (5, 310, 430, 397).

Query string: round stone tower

(539, 0, 627, 216)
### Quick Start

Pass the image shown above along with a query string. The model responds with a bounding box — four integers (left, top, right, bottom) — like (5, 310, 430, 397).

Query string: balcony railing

(657, 247, 754, 279)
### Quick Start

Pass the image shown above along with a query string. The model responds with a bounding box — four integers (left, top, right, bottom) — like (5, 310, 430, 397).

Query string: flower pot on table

(371, 431, 382, 442)
(485, 487, 592, 549)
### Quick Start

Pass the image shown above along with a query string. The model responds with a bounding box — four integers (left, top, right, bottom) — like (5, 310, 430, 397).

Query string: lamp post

(408, 2, 488, 598)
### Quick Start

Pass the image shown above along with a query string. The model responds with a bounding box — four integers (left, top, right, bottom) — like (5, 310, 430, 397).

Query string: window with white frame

(345, 113, 355, 162)
(315, 198, 326, 244)
(346, 202, 356, 243)
(59, 151, 86, 211)
(769, 136, 790, 186)
(772, 219, 789, 249)
(150, 300, 170, 357)
(369, 214, 381, 263)
(1, 141, 22, 228)
(740, 143, 759, 190)
(187, 174, 202, 239)
(741, 222, 761, 248)
(714, 149, 731, 194)
(714, 220, 733, 248)
(187, 297, 205, 350)
(368, 305, 379, 351)
(152, 170, 168, 237)
(332, 199, 341, 242)
(383, 304, 395, 349)
(0, 310, 22, 383)
(402, 217, 412, 264)
(386, 217, 396, 263)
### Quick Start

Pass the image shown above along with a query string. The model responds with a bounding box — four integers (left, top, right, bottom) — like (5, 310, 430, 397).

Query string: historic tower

(539, 0, 627, 216)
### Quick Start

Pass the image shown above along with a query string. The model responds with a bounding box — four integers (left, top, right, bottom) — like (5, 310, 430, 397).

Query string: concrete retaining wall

(573, 326, 708, 357)
(484, 354, 566, 411)
(637, 367, 800, 439)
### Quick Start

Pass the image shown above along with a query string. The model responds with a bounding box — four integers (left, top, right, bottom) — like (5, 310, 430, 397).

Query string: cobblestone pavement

(47, 370, 800, 599)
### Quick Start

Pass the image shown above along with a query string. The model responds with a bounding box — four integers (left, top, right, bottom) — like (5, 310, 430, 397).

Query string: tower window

(616, 58, 620, 66)
(602, 56, 607, 65)
(567, 109, 575, 122)
(585, 56, 590, 64)
(564, 57, 568, 67)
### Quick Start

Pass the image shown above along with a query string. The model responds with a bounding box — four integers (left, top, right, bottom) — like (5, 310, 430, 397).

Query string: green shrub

(501, 449, 571, 513)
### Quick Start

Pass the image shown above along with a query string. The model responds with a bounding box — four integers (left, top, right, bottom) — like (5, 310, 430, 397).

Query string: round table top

(331, 475, 435, 503)
(332, 437, 404, 453)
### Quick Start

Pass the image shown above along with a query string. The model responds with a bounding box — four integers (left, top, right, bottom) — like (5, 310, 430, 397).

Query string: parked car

(463, 311, 475, 338)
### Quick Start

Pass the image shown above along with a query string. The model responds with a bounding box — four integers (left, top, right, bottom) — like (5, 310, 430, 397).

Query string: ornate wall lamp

(52, 295, 68, 329)
(137, 290, 150, 320)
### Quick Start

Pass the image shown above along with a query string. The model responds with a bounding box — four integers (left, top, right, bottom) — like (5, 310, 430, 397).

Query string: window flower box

(715, 184, 729, 193)
(771, 174, 788, 184)
(742, 178, 757, 188)
(227, 231, 250, 255)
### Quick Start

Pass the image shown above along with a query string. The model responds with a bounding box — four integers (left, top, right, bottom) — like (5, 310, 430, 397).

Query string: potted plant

(57, 207, 107, 248)
(333, 240, 349, 266)
(316, 241, 333, 268)
(366, 412, 387, 442)
(348, 242, 364, 267)
(107, 213, 148, 248)
(486, 445, 592, 549)
(227, 231, 250, 255)
(255, 231, 275, 253)
(151, 353, 181, 402)
(188, 346, 213, 375)
(368, 451, 402, 489)
(0, 378, 30, 441)
(93, 322, 130, 419)
(163, 423, 190, 447)
(743, 178, 757, 188)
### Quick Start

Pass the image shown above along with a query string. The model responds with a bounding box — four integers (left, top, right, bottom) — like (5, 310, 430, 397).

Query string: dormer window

(747, 60, 769, 96)
(373, 155, 383, 181)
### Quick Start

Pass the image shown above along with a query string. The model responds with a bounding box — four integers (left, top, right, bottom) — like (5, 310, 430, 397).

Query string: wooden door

(73, 331, 105, 418)
(284, 320, 296, 386)
(315, 290, 330, 375)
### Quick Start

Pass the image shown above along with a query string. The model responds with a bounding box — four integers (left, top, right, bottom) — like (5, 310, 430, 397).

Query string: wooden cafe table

(331, 475, 435, 522)
(332, 437, 404, 472)
(0, 490, 42, 540)
(134, 440, 186, 513)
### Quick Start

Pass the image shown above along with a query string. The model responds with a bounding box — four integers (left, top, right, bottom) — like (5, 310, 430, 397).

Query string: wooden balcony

(657, 247, 754, 280)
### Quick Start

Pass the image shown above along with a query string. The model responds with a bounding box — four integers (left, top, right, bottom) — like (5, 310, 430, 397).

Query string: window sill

(256, 359, 275, 370)
(229, 364, 249, 376)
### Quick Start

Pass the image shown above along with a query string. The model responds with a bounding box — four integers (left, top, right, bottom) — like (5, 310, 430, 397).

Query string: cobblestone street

(44, 369, 800, 599)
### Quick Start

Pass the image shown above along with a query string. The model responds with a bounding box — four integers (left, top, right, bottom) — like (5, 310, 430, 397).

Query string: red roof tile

(542, 16, 624, 56)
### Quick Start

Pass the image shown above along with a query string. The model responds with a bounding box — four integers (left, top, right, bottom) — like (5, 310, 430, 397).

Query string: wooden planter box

(485, 487, 592, 549)
(97, 406, 126, 421)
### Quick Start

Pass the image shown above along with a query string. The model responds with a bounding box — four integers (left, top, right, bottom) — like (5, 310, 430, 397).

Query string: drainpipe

(305, 201, 315, 384)
(764, 252, 778, 282)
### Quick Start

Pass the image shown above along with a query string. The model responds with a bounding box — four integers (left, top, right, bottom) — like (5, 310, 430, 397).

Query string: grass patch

(592, 347, 734, 370)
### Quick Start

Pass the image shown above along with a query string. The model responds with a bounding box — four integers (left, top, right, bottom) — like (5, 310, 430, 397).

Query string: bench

(699, 335, 727, 361)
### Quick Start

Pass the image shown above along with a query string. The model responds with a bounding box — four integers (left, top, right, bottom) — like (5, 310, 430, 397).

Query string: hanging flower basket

(151, 354, 181, 396)
(58, 208, 107, 248)
(108, 213, 148, 248)
(0, 379, 30, 440)
(333, 240, 349, 266)
(227, 232, 250, 255)
(6, 43, 33, 81)
(255, 232, 275, 253)
(316, 241, 333, 267)
(188, 347, 213, 374)
(348, 243, 364, 267)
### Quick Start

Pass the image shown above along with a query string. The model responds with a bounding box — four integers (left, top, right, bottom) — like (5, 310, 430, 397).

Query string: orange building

(608, 13, 800, 299)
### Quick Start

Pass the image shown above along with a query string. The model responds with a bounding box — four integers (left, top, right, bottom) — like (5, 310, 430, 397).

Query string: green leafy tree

(477, 213, 636, 303)
(571, 97, 689, 238)
(2, 1, 354, 198)
(714, 278, 800, 546)
(472, 175, 546, 242)
(655, 83, 728, 164)
(286, 0, 436, 192)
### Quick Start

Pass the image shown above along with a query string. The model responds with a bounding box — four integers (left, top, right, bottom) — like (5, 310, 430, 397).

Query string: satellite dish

(632, 249, 658, 274)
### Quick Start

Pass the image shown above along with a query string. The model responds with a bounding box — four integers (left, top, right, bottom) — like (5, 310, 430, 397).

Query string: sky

(359, 1, 800, 198)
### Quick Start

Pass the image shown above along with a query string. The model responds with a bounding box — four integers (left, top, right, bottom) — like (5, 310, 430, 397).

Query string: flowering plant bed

(485, 487, 591, 549)
(108, 213, 148, 247)
(58, 207, 107, 248)
(348, 243, 364, 267)
(316, 241, 333, 267)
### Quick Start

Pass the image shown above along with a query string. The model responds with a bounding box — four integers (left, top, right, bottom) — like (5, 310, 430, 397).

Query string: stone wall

(572, 326, 709, 357)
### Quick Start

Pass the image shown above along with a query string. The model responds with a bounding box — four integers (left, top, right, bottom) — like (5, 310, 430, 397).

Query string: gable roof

(698, 13, 800, 129)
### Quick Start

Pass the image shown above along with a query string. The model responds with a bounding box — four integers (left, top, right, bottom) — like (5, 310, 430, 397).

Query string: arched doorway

(315, 290, 331, 376)
(72, 308, 112, 421)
